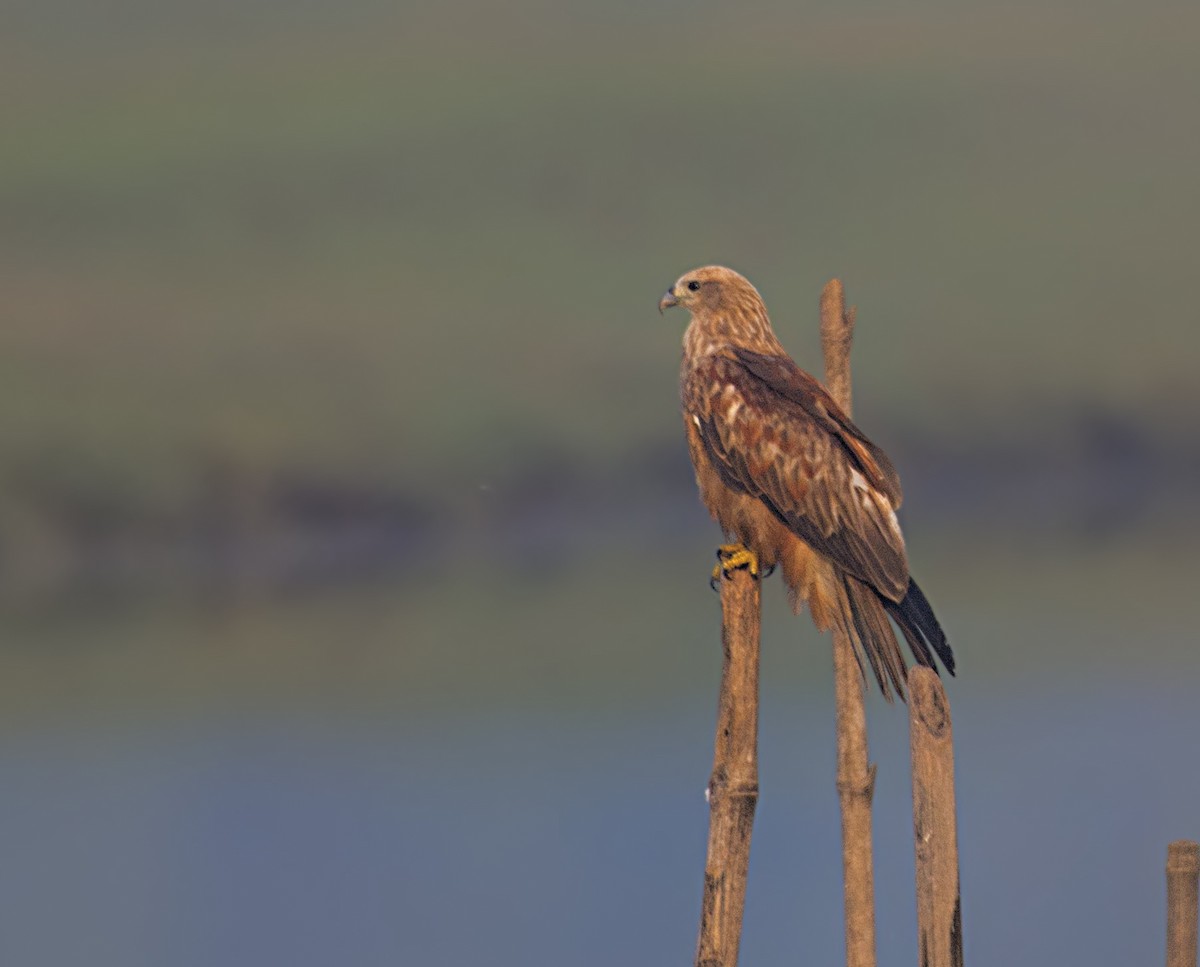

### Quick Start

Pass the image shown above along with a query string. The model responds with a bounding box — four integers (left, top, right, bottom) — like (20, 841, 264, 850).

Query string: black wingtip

(887, 577, 955, 677)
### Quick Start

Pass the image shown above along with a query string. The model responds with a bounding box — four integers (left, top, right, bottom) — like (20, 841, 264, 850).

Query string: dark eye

(687, 280, 701, 292)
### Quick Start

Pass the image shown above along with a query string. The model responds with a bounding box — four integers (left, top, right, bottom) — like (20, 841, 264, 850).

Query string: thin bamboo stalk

(908, 667, 964, 967)
(1167, 840, 1199, 967)
(695, 562, 761, 967)
(821, 279, 878, 967)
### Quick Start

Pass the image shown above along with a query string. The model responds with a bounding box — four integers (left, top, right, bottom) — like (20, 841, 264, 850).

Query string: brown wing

(683, 350, 910, 602)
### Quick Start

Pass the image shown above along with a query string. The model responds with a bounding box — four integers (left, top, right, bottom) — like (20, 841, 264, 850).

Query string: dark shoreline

(2, 408, 1196, 611)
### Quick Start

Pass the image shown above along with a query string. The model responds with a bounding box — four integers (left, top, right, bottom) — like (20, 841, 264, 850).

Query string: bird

(659, 265, 953, 700)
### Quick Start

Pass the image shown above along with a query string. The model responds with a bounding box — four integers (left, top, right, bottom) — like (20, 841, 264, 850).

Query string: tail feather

(885, 577, 955, 676)
(840, 575, 955, 703)
(841, 576, 907, 702)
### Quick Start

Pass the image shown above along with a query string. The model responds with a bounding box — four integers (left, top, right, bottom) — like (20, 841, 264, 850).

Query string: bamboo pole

(908, 667, 964, 967)
(820, 279, 878, 967)
(695, 561, 761, 967)
(1167, 840, 1199, 967)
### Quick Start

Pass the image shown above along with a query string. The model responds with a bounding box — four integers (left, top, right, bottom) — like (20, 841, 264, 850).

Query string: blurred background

(2, 0, 1198, 963)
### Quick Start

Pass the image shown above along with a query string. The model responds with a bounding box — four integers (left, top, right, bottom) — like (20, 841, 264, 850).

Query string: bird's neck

(682, 311, 785, 361)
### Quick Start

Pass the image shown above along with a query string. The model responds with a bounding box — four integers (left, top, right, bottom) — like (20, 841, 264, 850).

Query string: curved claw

(710, 543, 763, 588)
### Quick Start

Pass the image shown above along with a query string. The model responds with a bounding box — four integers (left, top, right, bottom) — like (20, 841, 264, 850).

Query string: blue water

(0, 676, 1194, 966)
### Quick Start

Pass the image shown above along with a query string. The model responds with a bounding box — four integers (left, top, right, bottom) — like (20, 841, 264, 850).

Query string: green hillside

(3, 0, 1197, 519)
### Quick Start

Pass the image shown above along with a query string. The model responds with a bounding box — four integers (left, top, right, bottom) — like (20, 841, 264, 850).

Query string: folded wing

(683, 348, 910, 603)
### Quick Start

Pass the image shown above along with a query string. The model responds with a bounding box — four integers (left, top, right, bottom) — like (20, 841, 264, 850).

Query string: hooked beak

(658, 287, 678, 314)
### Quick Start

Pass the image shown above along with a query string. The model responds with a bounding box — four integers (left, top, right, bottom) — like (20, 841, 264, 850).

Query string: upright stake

(908, 667, 964, 967)
(820, 279, 878, 967)
(695, 563, 761, 967)
(1167, 840, 1199, 967)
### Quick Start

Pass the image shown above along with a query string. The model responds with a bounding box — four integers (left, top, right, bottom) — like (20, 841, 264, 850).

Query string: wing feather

(683, 351, 909, 601)
(732, 348, 903, 506)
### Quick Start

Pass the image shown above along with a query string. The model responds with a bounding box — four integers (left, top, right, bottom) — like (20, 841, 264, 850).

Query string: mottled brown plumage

(660, 265, 953, 700)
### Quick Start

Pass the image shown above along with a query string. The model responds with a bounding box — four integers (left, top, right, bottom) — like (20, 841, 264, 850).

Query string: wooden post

(908, 667, 964, 967)
(1167, 840, 1199, 967)
(695, 563, 761, 967)
(821, 279, 878, 967)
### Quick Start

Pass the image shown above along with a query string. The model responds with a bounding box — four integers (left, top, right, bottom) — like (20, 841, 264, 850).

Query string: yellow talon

(711, 543, 762, 586)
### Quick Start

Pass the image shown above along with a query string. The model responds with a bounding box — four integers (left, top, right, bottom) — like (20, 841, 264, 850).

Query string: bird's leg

(710, 543, 765, 589)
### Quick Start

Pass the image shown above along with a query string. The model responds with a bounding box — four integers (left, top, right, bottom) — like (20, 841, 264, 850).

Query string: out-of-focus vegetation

(3, 0, 1198, 544)
(3, 0, 1197, 740)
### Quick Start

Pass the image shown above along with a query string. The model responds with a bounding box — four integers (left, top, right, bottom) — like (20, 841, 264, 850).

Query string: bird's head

(659, 264, 780, 353)
(658, 265, 761, 318)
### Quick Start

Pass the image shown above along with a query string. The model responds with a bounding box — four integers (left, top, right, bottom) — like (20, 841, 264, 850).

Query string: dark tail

(884, 577, 955, 676)
(841, 575, 954, 703)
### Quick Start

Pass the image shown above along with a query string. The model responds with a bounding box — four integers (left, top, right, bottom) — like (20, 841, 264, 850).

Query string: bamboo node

(836, 762, 878, 798)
